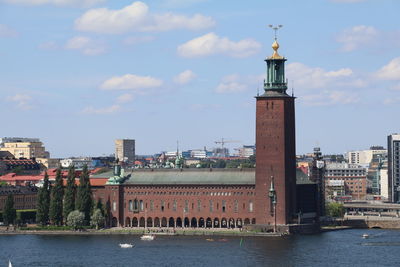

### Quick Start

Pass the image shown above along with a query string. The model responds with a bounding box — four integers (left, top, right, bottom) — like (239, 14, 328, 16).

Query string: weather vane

(268, 24, 283, 40)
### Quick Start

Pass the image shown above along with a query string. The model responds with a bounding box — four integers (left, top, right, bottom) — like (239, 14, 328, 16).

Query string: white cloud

(173, 70, 197, 85)
(375, 57, 400, 80)
(0, 24, 17, 37)
(75, 1, 215, 34)
(116, 93, 134, 103)
(391, 83, 400, 91)
(2, 0, 105, 7)
(101, 74, 163, 91)
(336, 25, 379, 52)
(65, 36, 106, 56)
(302, 91, 359, 106)
(285, 62, 366, 106)
(215, 74, 249, 94)
(178, 32, 261, 58)
(286, 62, 356, 90)
(7, 93, 33, 110)
(38, 41, 58, 50)
(82, 104, 121, 114)
(214, 73, 264, 94)
(383, 97, 400, 105)
(123, 36, 155, 46)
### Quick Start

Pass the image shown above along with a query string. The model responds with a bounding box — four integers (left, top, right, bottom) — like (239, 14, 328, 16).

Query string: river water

(0, 229, 399, 266)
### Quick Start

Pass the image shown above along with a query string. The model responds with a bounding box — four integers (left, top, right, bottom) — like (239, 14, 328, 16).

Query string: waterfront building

(91, 34, 315, 232)
(0, 137, 49, 159)
(324, 162, 367, 200)
(0, 186, 38, 210)
(380, 160, 389, 200)
(254, 34, 296, 226)
(388, 134, 400, 202)
(115, 139, 135, 163)
(91, 167, 317, 230)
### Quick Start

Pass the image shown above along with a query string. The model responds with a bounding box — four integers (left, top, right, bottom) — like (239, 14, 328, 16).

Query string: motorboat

(362, 233, 369, 239)
(140, 234, 155, 241)
(119, 243, 134, 248)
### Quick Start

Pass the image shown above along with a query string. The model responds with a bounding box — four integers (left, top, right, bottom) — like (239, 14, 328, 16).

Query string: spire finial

(268, 25, 283, 59)
(268, 24, 283, 40)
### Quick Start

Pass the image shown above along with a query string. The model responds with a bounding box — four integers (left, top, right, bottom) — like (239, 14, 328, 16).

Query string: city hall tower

(255, 31, 296, 226)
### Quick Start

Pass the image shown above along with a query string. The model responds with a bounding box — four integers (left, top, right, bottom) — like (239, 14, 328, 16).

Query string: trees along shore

(35, 165, 104, 230)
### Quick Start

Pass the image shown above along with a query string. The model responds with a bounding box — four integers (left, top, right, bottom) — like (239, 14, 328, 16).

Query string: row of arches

(119, 216, 256, 228)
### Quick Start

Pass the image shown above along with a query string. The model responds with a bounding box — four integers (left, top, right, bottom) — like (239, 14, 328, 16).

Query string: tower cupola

(263, 25, 288, 95)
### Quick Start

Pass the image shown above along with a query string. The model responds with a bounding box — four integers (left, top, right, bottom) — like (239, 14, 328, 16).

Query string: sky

(0, 0, 399, 158)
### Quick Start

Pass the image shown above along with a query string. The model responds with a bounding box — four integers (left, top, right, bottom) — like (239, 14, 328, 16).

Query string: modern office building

(388, 134, 400, 202)
(115, 139, 135, 163)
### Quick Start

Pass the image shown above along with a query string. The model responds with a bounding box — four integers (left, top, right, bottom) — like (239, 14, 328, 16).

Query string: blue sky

(0, 0, 399, 157)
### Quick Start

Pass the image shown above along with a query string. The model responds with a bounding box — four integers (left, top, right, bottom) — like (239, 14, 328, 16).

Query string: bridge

(342, 202, 400, 229)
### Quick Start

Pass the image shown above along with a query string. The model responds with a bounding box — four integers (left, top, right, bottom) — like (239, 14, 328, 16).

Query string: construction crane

(214, 138, 241, 149)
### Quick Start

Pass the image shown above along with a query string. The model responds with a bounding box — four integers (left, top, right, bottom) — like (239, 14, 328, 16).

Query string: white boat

(362, 233, 369, 239)
(119, 243, 134, 248)
(140, 234, 155, 241)
(9, 260, 12, 267)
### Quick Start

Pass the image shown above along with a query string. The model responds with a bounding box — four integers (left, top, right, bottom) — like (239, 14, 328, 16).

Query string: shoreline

(0, 228, 286, 237)
(0, 225, 378, 237)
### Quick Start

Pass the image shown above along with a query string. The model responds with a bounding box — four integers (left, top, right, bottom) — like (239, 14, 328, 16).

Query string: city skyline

(1, 0, 399, 157)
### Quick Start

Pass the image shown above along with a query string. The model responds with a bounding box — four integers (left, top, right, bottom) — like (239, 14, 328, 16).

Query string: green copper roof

(124, 169, 255, 185)
(91, 168, 314, 185)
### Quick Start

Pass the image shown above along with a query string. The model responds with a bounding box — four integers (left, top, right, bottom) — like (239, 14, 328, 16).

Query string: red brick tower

(255, 34, 296, 226)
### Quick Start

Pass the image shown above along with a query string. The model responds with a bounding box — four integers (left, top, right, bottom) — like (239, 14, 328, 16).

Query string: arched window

(249, 201, 253, 212)
(197, 200, 201, 212)
(134, 199, 139, 211)
(209, 200, 213, 212)
(112, 201, 116, 212)
(184, 200, 189, 213)
(234, 200, 238, 213)
(140, 200, 144, 211)
(222, 200, 226, 213)
(129, 200, 133, 212)
(173, 200, 177, 211)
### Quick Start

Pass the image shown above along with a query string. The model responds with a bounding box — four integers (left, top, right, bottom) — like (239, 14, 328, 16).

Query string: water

(0, 229, 399, 267)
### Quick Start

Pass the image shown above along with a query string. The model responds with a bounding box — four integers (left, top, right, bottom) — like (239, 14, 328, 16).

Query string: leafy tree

(67, 210, 85, 230)
(36, 172, 51, 225)
(76, 165, 92, 225)
(105, 199, 111, 227)
(63, 165, 76, 221)
(90, 209, 105, 229)
(326, 202, 345, 218)
(49, 167, 64, 225)
(3, 194, 16, 225)
(214, 159, 226, 168)
(95, 199, 104, 216)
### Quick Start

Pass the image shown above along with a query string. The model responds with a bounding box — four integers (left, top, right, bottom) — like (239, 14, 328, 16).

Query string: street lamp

(268, 176, 277, 233)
